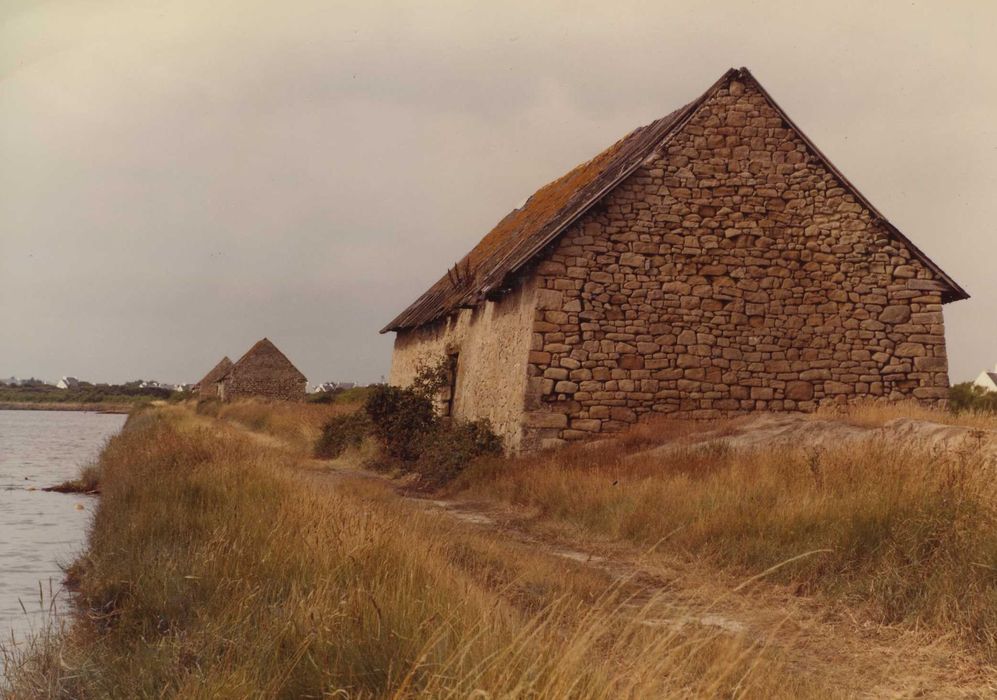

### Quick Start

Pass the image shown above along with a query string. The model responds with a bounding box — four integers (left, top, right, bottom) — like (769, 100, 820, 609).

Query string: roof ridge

(226, 338, 306, 381)
(196, 356, 233, 387)
(382, 66, 966, 333)
(381, 68, 739, 333)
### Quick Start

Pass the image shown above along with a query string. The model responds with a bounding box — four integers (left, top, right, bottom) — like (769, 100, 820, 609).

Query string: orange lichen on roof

(379, 92, 705, 333)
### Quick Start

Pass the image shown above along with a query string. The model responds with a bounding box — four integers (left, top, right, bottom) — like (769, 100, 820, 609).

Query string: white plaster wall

(388, 276, 537, 450)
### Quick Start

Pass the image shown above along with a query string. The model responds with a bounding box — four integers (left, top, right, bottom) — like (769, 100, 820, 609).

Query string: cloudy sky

(2, 0, 995, 385)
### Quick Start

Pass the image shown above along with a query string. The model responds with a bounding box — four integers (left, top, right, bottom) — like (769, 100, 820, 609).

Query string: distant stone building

(195, 357, 232, 399)
(217, 338, 306, 402)
(382, 67, 967, 451)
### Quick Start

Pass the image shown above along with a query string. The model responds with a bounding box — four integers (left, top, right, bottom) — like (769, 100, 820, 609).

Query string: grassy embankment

(0, 384, 179, 413)
(3, 405, 824, 698)
(451, 403, 997, 656)
(179, 398, 997, 659)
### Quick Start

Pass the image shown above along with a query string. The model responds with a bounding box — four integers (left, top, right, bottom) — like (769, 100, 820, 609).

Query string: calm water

(0, 409, 126, 648)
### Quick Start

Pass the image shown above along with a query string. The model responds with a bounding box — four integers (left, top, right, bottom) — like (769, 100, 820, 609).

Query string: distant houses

(56, 376, 81, 389)
(138, 380, 179, 391)
(194, 339, 306, 402)
(313, 381, 356, 393)
(973, 365, 997, 393)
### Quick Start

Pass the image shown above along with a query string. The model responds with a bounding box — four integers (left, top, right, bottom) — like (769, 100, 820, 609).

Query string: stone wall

(198, 383, 222, 400)
(220, 349, 307, 401)
(389, 276, 537, 449)
(521, 77, 951, 449)
(221, 372, 306, 401)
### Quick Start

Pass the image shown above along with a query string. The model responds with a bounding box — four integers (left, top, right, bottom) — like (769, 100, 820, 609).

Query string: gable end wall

(222, 359, 306, 402)
(521, 78, 951, 449)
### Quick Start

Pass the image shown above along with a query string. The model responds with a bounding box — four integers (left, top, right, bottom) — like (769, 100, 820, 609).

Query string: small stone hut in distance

(195, 356, 232, 399)
(382, 67, 967, 452)
(216, 338, 307, 402)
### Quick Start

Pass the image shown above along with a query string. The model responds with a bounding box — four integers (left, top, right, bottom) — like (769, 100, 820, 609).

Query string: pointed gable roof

(222, 338, 306, 382)
(382, 67, 966, 333)
(196, 356, 232, 388)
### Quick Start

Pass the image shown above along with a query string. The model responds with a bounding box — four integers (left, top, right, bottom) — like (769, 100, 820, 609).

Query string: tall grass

(198, 398, 358, 454)
(455, 411, 997, 655)
(3, 408, 828, 698)
(813, 398, 997, 430)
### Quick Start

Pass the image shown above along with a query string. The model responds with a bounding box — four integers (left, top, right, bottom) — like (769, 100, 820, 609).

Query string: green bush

(314, 412, 372, 459)
(363, 384, 437, 462)
(949, 382, 997, 413)
(313, 360, 502, 484)
(414, 419, 503, 488)
(315, 360, 502, 488)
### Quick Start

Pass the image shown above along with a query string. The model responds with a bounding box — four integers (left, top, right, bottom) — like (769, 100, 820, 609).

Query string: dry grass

(453, 406, 997, 656)
(813, 399, 997, 430)
(2, 407, 830, 698)
(198, 398, 358, 454)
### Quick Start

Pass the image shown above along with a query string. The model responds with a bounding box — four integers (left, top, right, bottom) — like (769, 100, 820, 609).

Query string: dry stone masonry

(384, 68, 967, 452)
(203, 338, 307, 402)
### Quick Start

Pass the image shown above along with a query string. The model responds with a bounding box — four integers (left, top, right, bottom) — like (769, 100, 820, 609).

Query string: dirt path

(221, 414, 997, 698)
(307, 467, 994, 698)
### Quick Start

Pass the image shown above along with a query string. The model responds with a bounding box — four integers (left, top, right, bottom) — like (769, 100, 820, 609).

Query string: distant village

(2, 336, 366, 400)
(0, 376, 364, 395)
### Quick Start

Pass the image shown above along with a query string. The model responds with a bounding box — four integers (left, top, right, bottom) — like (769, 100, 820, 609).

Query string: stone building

(216, 339, 307, 402)
(195, 357, 232, 399)
(382, 68, 968, 451)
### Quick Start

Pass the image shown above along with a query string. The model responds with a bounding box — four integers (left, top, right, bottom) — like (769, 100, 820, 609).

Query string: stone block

(610, 407, 637, 422)
(913, 356, 947, 371)
(536, 289, 564, 310)
(544, 367, 569, 381)
(895, 342, 926, 358)
(525, 412, 567, 429)
(879, 305, 911, 324)
(571, 419, 602, 432)
(785, 381, 813, 401)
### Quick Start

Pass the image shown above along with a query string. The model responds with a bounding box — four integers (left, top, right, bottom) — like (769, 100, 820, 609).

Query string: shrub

(414, 419, 503, 488)
(311, 360, 503, 483)
(409, 357, 451, 399)
(314, 412, 372, 459)
(363, 384, 437, 461)
(949, 382, 997, 413)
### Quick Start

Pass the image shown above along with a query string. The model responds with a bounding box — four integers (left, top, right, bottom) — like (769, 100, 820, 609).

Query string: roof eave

(382, 68, 741, 333)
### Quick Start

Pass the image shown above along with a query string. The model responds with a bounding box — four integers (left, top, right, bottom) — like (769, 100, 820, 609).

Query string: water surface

(0, 409, 126, 646)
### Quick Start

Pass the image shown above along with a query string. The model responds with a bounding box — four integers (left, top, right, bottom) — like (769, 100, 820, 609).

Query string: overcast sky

(2, 0, 995, 385)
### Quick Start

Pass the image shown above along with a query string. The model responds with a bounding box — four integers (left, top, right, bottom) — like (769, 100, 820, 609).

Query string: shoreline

(0, 401, 134, 414)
